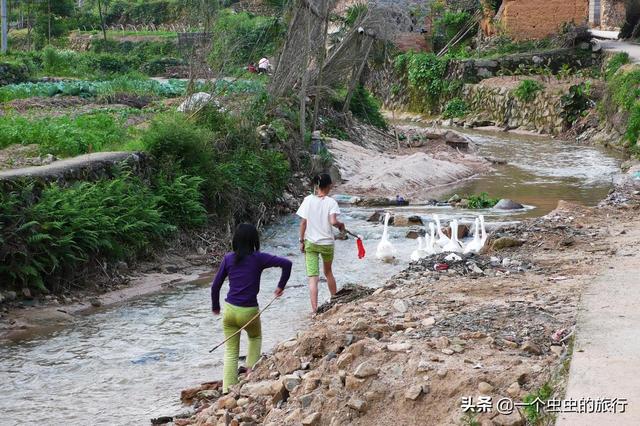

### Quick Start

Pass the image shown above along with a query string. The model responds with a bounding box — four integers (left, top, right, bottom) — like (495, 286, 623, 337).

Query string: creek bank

(175, 181, 640, 425)
(326, 127, 490, 199)
(0, 161, 307, 342)
(0, 269, 208, 342)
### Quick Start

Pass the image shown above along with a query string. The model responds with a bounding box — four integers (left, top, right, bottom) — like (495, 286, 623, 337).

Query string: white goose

(479, 215, 488, 250)
(376, 212, 397, 262)
(426, 223, 442, 255)
(463, 218, 483, 254)
(433, 214, 450, 248)
(410, 236, 428, 261)
(442, 219, 464, 253)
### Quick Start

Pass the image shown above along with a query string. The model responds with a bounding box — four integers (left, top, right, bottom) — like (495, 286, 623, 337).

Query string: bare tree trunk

(311, 1, 329, 133)
(299, 7, 312, 142)
(343, 36, 374, 113)
(97, 0, 107, 41)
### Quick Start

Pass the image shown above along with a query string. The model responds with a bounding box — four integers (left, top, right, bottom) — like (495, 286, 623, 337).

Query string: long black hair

(232, 223, 260, 264)
(313, 173, 332, 190)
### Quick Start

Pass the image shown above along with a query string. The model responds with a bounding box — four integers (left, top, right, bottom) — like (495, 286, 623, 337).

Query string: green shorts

(304, 240, 335, 277)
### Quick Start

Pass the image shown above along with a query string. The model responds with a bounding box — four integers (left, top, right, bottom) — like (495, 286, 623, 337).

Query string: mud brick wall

(501, 0, 589, 40)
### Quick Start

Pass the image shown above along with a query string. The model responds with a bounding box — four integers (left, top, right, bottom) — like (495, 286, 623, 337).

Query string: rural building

(487, 0, 629, 40)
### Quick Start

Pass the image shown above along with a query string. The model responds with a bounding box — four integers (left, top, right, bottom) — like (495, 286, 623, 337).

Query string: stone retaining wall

(0, 152, 152, 190)
(461, 84, 566, 135)
(447, 47, 600, 84)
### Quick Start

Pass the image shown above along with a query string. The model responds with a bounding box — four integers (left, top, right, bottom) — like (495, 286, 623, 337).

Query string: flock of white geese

(376, 213, 487, 262)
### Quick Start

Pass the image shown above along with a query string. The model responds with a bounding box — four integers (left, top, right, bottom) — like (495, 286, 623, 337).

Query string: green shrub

(42, 46, 79, 75)
(142, 111, 291, 222)
(605, 52, 630, 80)
(606, 66, 640, 146)
(0, 173, 207, 292)
(140, 57, 184, 75)
(85, 53, 133, 74)
(347, 85, 388, 129)
(153, 175, 208, 229)
(561, 82, 593, 124)
(142, 114, 215, 179)
(394, 51, 456, 113)
(466, 192, 499, 209)
(209, 10, 284, 71)
(321, 117, 350, 140)
(0, 61, 30, 85)
(513, 79, 544, 102)
(625, 103, 640, 145)
(522, 383, 553, 424)
(0, 113, 130, 156)
(442, 98, 469, 118)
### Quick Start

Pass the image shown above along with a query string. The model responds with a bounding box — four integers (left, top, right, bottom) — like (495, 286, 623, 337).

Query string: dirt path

(598, 39, 640, 63)
(558, 219, 640, 425)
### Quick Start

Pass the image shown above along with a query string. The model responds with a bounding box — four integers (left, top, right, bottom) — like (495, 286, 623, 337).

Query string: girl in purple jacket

(211, 224, 292, 393)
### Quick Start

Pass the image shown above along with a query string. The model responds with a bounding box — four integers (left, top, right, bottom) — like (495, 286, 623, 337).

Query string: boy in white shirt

(296, 173, 345, 312)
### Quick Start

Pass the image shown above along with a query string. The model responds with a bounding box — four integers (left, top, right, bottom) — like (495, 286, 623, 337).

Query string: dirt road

(558, 219, 640, 425)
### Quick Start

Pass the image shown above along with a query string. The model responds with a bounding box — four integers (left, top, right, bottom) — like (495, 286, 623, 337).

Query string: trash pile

(405, 252, 534, 277)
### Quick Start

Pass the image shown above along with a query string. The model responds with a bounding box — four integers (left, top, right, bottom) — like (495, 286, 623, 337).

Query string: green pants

(222, 302, 262, 393)
(304, 240, 335, 277)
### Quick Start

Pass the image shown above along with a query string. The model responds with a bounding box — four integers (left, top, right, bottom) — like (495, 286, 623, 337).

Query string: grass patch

(466, 192, 499, 209)
(442, 97, 469, 119)
(514, 79, 544, 102)
(605, 52, 630, 80)
(0, 112, 132, 157)
(605, 65, 640, 147)
(76, 29, 178, 38)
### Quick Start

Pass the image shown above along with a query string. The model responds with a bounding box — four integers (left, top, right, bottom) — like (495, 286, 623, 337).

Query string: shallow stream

(0, 130, 622, 425)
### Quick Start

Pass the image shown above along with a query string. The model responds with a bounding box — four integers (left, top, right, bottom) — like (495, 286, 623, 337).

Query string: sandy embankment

(326, 128, 489, 199)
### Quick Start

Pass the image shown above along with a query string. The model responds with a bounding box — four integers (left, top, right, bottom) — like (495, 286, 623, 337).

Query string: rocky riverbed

(171, 176, 640, 426)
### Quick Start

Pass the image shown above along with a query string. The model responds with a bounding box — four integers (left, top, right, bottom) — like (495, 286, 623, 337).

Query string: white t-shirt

(258, 58, 270, 69)
(296, 195, 340, 245)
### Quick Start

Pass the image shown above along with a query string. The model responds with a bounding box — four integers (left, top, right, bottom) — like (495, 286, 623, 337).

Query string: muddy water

(0, 130, 622, 425)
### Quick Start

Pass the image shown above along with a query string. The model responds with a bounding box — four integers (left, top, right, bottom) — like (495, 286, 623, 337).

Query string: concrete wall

(501, 0, 589, 40)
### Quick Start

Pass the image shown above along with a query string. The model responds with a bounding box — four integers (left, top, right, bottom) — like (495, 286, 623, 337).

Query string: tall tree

(97, 0, 106, 41)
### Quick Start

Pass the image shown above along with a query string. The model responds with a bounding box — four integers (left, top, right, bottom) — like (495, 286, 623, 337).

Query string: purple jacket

(211, 251, 292, 311)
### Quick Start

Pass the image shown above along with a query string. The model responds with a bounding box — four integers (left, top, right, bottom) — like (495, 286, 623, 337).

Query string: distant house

(483, 0, 629, 40)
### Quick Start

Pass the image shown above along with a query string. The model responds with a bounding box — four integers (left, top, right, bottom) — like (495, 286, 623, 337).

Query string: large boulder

(494, 199, 524, 210)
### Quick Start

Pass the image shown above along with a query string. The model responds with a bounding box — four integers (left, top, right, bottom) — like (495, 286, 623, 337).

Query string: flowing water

(0, 130, 622, 425)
